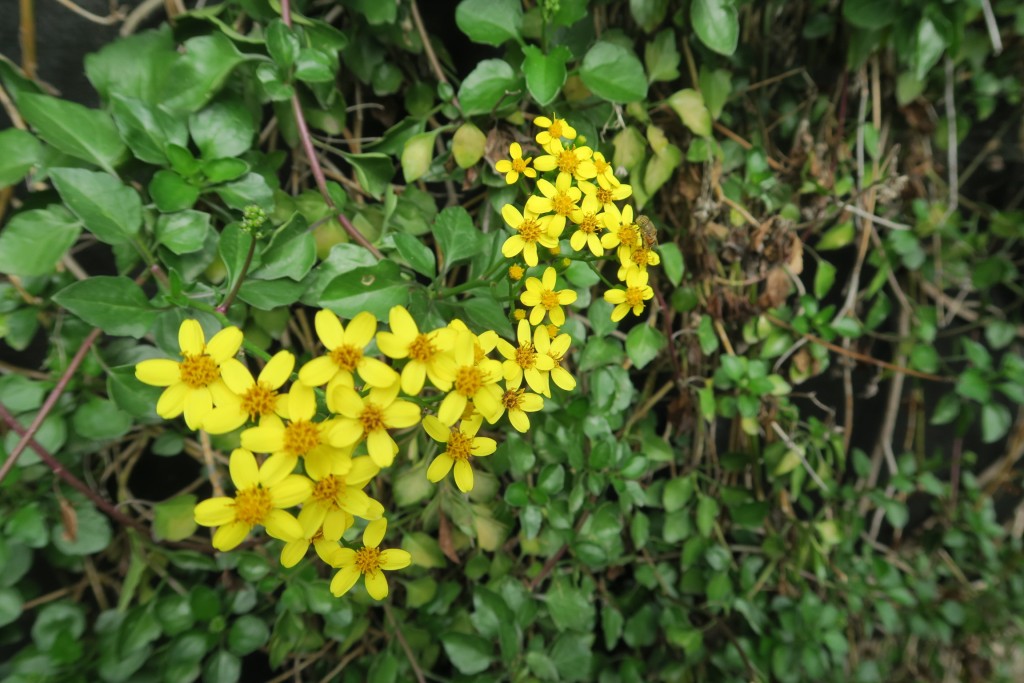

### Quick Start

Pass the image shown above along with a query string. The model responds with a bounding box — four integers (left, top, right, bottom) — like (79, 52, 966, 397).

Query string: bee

(636, 214, 658, 248)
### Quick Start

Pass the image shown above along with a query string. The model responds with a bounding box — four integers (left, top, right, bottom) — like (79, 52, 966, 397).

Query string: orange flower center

(556, 150, 579, 174)
(618, 224, 639, 247)
(241, 383, 277, 419)
(631, 248, 651, 268)
(548, 121, 563, 138)
(359, 403, 386, 432)
(594, 157, 611, 174)
(596, 188, 612, 204)
(579, 214, 599, 235)
(179, 354, 219, 388)
(454, 366, 483, 397)
(408, 334, 437, 363)
(354, 546, 382, 574)
(501, 388, 526, 411)
(447, 429, 474, 461)
(234, 486, 272, 526)
(508, 265, 525, 281)
(514, 343, 537, 369)
(518, 218, 542, 243)
(312, 474, 341, 504)
(552, 192, 575, 216)
(540, 290, 560, 310)
(512, 157, 528, 172)
(284, 420, 321, 456)
(625, 286, 646, 308)
(330, 344, 362, 372)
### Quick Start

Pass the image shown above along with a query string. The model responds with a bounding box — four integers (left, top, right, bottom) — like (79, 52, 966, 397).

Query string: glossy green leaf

(392, 233, 436, 278)
(842, 0, 897, 29)
(52, 276, 157, 338)
(691, 0, 739, 56)
(455, 0, 523, 47)
(644, 29, 680, 82)
(0, 206, 80, 277)
(625, 324, 666, 369)
(339, 151, 394, 199)
(452, 122, 487, 168)
(72, 398, 132, 441)
(440, 633, 494, 675)
(50, 168, 142, 246)
(522, 45, 570, 106)
(401, 131, 440, 183)
(84, 27, 175, 104)
(0, 128, 41, 188)
(659, 242, 684, 286)
(190, 98, 256, 159)
(19, 93, 127, 174)
(579, 42, 648, 103)
(266, 20, 300, 69)
(982, 403, 1011, 444)
(320, 260, 410, 319)
(164, 34, 248, 114)
(667, 89, 712, 137)
(152, 495, 198, 542)
(433, 206, 484, 272)
(150, 170, 200, 212)
(110, 94, 188, 164)
(630, 0, 669, 33)
(458, 59, 519, 115)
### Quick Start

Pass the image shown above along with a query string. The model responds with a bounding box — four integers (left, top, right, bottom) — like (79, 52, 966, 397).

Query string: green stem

(217, 237, 257, 314)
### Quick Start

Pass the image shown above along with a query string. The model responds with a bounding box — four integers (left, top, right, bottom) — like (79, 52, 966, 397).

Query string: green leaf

(401, 131, 440, 183)
(107, 366, 162, 419)
(842, 0, 897, 29)
(696, 496, 719, 538)
(164, 34, 248, 114)
(630, 0, 669, 33)
(19, 93, 127, 173)
(252, 226, 316, 281)
(227, 615, 270, 656)
(266, 20, 300, 70)
(644, 29, 680, 82)
(522, 45, 570, 107)
(339, 151, 394, 199)
(814, 261, 836, 298)
(72, 398, 132, 440)
(440, 633, 494, 675)
(545, 577, 595, 632)
(659, 242, 684, 286)
(452, 122, 487, 168)
(460, 294, 514, 340)
(985, 321, 1016, 350)
(699, 66, 732, 119)
(392, 233, 436, 278)
(0, 588, 21, 628)
(982, 403, 1012, 444)
(52, 276, 157, 338)
(697, 315, 719, 354)
(110, 94, 188, 165)
(32, 602, 86, 651)
(150, 170, 200, 212)
(580, 42, 648, 103)
(84, 27, 175, 104)
(550, 633, 594, 682)
(644, 143, 682, 196)
(237, 277, 309, 310)
(190, 98, 256, 160)
(153, 495, 199, 542)
(0, 206, 80, 277)
(913, 18, 946, 82)
(625, 324, 666, 369)
(203, 650, 241, 683)
(458, 59, 520, 116)
(433, 206, 484, 272)
(50, 499, 112, 556)
(156, 210, 212, 255)
(320, 260, 410, 319)
(455, 0, 523, 47)
(667, 89, 712, 137)
(0, 128, 41, 188)
(691, 0, 739, 56)
(50, 168, 142, 246)
(663, 476, 694, 512)
(294, 47, 337, 83)
(955, 368, 991, 404)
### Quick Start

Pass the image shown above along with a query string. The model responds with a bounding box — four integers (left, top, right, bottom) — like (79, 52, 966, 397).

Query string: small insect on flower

(636, 215, 659, 248)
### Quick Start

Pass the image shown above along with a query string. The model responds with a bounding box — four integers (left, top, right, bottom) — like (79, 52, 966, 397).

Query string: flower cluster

(135, 305, 577, 599)
(495, 114, 660, 323)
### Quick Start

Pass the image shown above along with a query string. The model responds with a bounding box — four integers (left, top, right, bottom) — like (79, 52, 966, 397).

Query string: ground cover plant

(1, 0, 1023, 681)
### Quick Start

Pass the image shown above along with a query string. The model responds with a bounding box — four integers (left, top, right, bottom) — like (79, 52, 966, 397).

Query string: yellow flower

(500, 204, 557, 267)
(520, 266, 577, 326)
(376, 305, 455, 396)
(496, 319, 556, 396)
(604, 269, 655, 321)
(297, 455, 384, 547)
(568, 192, 605, 257)
(513, 309, 527, 321)
(617, 242, 661, 280)
(534, 114, 577, 152)
(280, 529, 339, 569)
(579, 178, 632, 213)
(589, 150, 619, 187)
(298, 310, 398, 393)
(525, 174, 581, 237)
(532, 139, 596, 184)
(422, 415, 497, 492)
(508, 264, 525, 281)
(434, 327, 504, 425)
(328, 518, 412, 600)
(193, 448, 311, 551)
(203, 351, 294, 434)
(241, 382, 349, 480)
(601, 202, 641, 252)
(494, 142, 537, 184)
(542, 329, 576, 391)
(135, 319, 243, 430)
(499, 384, 544, 433)
(328, 384, 422, 468)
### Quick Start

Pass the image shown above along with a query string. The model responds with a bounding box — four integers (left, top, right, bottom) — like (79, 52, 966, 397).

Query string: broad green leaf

(213, 173, 275, 212)
(550, 633, 594, 682)
(580, 42, 648, 103)
(440, 633, 494, 675)
(252, 229, 317, 282)
(203, 650, 241, 683)
(0, 206, 80, 277)
(219, 224, 255, 294)
(320, 260, 410, 319)
(699, 66, 732, 119)
(433, 206, 484, 272)
(452, 122, 487, 168)
(19, 93, 127, 173)
(644, 29, 680, 82)
(455, 0, 523, 47)
(0, 588, 21, 628)
(982, 403, 1011, 444)
(401, 131, 440, 183)
(202, 158, 249, 184)
(644, 143, 682, 197)
(659, 242, 684, 286)
(522, 45, 571, 107)
(459, 293, 514, 340)
(458, 59, 520, 116)
(545, 577, 595, 632)
(842, 0, 897, 29)
(237, 277, 309, 310)
(107, 366, 162, 419)
(84, 27, 175, 104)
(814, 260, 836, 298)
(32, 602, 86, 650)
(346, 0, 398, 25)
(625, 324, 666, 369)
(663, 476, 694, 512)
(150, 170, 200, 212)
(52, 276, 157, 338)
(667, 89, 712, 137)
(339, 151, 394, 198)
(294, 47, 337, 83)
(630, 0, 669, 33)
(691, 0, 739, 56)
(110, 94, 188, 165)
(190, 97, 256, 159)
(266, 20, 300, 69)
(153, 495, 199, 542)
(50, 168, 142, 246)
(0, 128, 42, 188)
(156, 210, 212, 255)
(696, 496, 719, 537)
(72, 398, 132, 440)
(164, 34, 248, 114)
(50, 500, 112, 556)
(913, 18, 946, 82)
(392, 233, 436, 278)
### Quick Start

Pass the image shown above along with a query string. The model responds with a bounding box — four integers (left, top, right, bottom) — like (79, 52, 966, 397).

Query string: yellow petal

(400, 361, 427, 396)
(194, 497, 235, 527)
(298, 356, 337, 387)
(315, 309, 345, 349)
(178, 319, 205, 356)
(383, 400, 420, 428)
(135, 359, 181, 387)
(229, 448, 259, 489)
(358, 357, 398, 388)
(323, 509, 353, 539)
(183, 387, 213, 430)
(533, 156, 557, 172)
(501, 203, 524, 229)
(332, 385, 364, 419)
(427, 454, 454, 483)
(453, 459, 474, 492)
(438, 392, 468, 426)
(240, 417, 284, 453)
(288, 382, 316, 421)
(376, 332, 407, 359)
(379, 549, 412, 570)
(502, 235, 525, 259)
(387, 305, 418, 342)
(604, 289, 627, 304)
(202, 407, 247, 435)
(363, 518, 387, 548)
(367, 430, 397, 468)
(344, 311, 377, 348)
(328, 418, 363, 447)
(330, 565, 361, 597)
(155, 383, 188, 419)
(298, 504, 327, 537)
(270, 474, 313, 507)
(364, 571, 389, 600)
(212, 521, 250, 551)
(263, 509, 303, 541)
(280, 539, 309, 568)
(422, 415, 452, 442)
(259, 351, 295, 388)
(471, 437, 497, 456)
(207, 327, 243, 363)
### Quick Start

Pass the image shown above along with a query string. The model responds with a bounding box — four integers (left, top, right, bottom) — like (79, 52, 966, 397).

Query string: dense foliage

(1, 0, 1024, 681)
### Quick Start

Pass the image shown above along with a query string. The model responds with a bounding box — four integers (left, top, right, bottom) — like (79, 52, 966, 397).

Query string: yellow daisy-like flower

(525, 174, 581, 237)
(376, 305, 456, 396)
(520, 266, 578, 326)
(494, 142, 537, 184)
(579, 178, 632, 213)
(241, 382, 349, 480)
(588, 150, 619, 187)
(434, 327, 504, 425)
(543, 328, 576, 391)
(499, 384, 544, 433)
(617, 243, 661, 280)
(135, 319, 243, 431)
(329, 384, 422, 468)
(568, 193, 605, 257)
(496, 319, 555, 396)
(500, 204, 557, 267)
(297, 455, 383, 546)
(298, 310, 398, 393)
(532, 139, 596, 184)
(508, 264, 525, 281)
(534, 114, 577, 152)
(280, 529, 339, 570)
(193, 448, 311, 551)
(601, 202, 642, 252)
(604, 269, 655, 321)
(327, 518, 412, 600)
(422, 415, 497, 493)
(203, 351, 294, 434)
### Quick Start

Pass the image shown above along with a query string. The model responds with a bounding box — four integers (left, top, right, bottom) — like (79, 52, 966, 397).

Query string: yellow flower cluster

(495, 114, 661, 322)
(135, 304, 577, 599)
